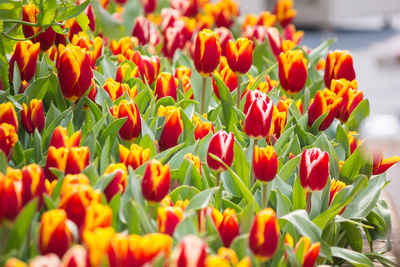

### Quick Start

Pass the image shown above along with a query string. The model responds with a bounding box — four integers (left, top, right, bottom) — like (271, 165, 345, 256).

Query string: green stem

(216, 172, 221, 187)
(2, 28, 45, 41)
(250, 139, 258, 187)
(306, 191, 312, 213)
(2, 19, 63, 28)
(236, 75, 242, 109)
(262, 182, 268, 209)
(200, 76, 207, 115)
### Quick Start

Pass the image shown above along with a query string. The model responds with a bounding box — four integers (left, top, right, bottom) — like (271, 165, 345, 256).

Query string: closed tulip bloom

(284, 24, 304, 45)
(21, 99, 45, 134)
(0, 123, 18, 160)
(132, 16, 151, 45)
(253, 145, 278, 182)
(162, 21, 187, 59)
(218, 208, 239, 247)
(65, 147, 90, 175)
(249, 208, 280, 261)
(243, 89, 269, 115)
(62, 245, 90, 267)
(294, 237, 320, 267)
(171, 235, 207, 267)
(157, 205, 184, 235)
(193, 115, 214, 140)
(212, 66, 238, 99)
(140, 0, 156, 13)
(142, 159, 171, 202)
(0, 169, 23, 220)
(226, 38, 253, 74)
(9, 40, 40, 82)
(115, 62, 139, 83)
(194, 29, 221, 76)
(198, 207, 223, 233)
(155, 72, 179, 101)
(103, 78, 131, 102)
(83, 203, 112, 232)
(300, 148, 330, 192)
(49, 126, 81, 149)
(324, 50, 356, 87)
(175, 66, 193, 98)
(132, 50, 160, 85)
(119, 144, 150, 170)
(83, 227, 115, 267)
(273, 0, 297, 27)
(215, 27, 233, 57)
(207, 130, 235, 172)
(245, 98, 273, 139)
(39, 209, 73, 258)
(307, 89, 343, 131)
(270, 105, 287, 139)
(0, 102, 18, 131)
(372, 153, 400, 175)
(21, 164, 46, 206)
(57, 44, 93, 102)
(111, 36, 138, 56)
(103, 163, 128, 202)
(111, 100, 142, 141)
(71, 32, 103, 68)
(278, 50, 308, 94)
(158, 106, 183, 151)
(44, 146, 68, 181)
(338, 87, 363, 123)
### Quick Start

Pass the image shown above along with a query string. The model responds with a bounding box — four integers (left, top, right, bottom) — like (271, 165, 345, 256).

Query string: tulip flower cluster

(0, 0, 397, 266)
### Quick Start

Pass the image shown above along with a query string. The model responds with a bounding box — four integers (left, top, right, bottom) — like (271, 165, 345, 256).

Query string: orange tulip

(141, 159, 171, 202)
(154, 72, 179, 101)
(9, 40, 40, 82)
(0, 123, 18, 160)
(103, 163, 128, 202)
(273, 0, 297, 27)
(253, 145, 278, 182)
(158, 106, 183, 151)
(111, 100, 142, 141)
(21, 99, 45, 134)
(119, 144, 150, 170)
(278, 50, 307, 94)
(194, 29, 221, 76)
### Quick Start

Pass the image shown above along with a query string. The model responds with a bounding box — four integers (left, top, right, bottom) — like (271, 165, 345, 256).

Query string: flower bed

(0, 0, 399, 266)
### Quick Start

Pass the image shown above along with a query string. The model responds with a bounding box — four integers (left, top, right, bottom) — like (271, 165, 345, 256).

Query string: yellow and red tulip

(257, 11, 277, 28)
(111, 100, 142, 141)
(245, 98, 273, 139)
(57, 44, 93, 102)
(300, 148, 330, 192)
(111, 36, 138, 56)
(103, 163, 128, 202)
(372, 153, 400, 175)
(226, 38, 253, 74)
(324, 50, 356, 87)
(49, 126, 81, 149)
(115, 62, 139, 83)
(157, 205, 184, 235)
(329, 179, 347, 214)
(294, 236, 320, 267)
(9, 40, 40, 82)
(249, 208, 280, 261)
(132, 16, 151, 45)
(130, 233, 173, 266)
(71, 32, 103, 68)
(284, 24, 304, 45)
(212, 65, 238, 99)
(21, 164, 46, 206)
(218, 208, 239, 247)
(131, 50, 160, 85)
(44, 146, 68, 181)
(141, 159, 171, 202)
(198, 207, 223, 233)
(158, 106, 183, 151)
(207, 130, 235, 172)
(83, 227, 115, 267)
(154, 72, 179, 101)
(273, 0, 297, 27)
(338, 86, 363, 123)
(184, 153, 202, 174)
(0, 102, 18, 131)
(65, 146, 90, 175)
(253, 145, 278, 182)
(193, 115, 214, 140)
(21, 99, 45, 134)
(270, 105, 288, 139)
(278, 50, 308, 94)
(307, 89, 343, 131)
(119, 144, 150, 170)
(194, 29, 221, 76)
(175, 66, 193, 98)
(204, 0, 239, 28)
(39, 209, 73, 258)
(103, 78, 134, 101)
(0, 123, 18, 160)
(83, 202, 112, 232)
(171, 235, 207, 267)
(0, 168, 23, 220)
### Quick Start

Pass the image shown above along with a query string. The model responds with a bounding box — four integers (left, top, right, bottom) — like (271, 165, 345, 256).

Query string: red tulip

(119, 144, 150, 170)
(245, 98, 273, 139)
(158, 106, 183, 151)
(131, 50, 160, 85)
(49, 126, 81, 149)
(243, 89, 269, 115)
(65, 147, 90, 175)
(300, 148, 330, 192)
(9, 40, 40, 82)
(193, 115, 214, 140)
(111, 100, 142, 141)
(141, 159, 171, 202)
(157, 205, 184, 235)
(278, 50, 308, 94)
(253, 145, 278, 182)
(207, 130, 234, 172)
(372, 153, 400, 175)
(103, 163, 128, 202)
(324, 50, 356, 87)
(0, 168, 23, 220)
(132, 16, 151, 45)
(194, 29, 221, 76)
(294, 237, 320, 267)
(225, 38, 253, 74)
(140, 0, 157, 14)
(155, 72, 179, 101)
(21, 99, 45, 134)
(218, 208, 239, 247)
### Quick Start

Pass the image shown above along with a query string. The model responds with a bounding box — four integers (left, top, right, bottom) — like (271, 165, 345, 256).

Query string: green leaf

(232, 142, 250, 187)
(109, 192, 121, 230)
(212, 73, 236, 132)
(292, 175, 306, 210)
(130, 200, 156, 234)
(0, 151, 6, 174)
(341, 221, 363, 252)
(340, 145, 372, 184)
(278, 155, 300, 182)
(174, 217, 198, 240)
(309, 38, 336, 64)
(57, 0, 90, 21)
(24, 73, 52, 102)
(33, 129, 43, 163)
(346, 99, 369, 131)
(185, 187, 218, 211)
(12, 62, 20, 95)
(38, 0, 57, 25)
(100, 117, 127, 145)
(331, 247, 373, 267)
(92, 0, 125, 39)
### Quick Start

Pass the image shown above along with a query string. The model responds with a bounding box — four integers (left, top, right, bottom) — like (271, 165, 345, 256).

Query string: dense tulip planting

(0, 0, 399, 266)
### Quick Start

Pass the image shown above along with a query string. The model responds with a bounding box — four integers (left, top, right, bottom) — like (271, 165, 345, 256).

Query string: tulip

(215, 27, 233, 57)
(207, 130, 235, 172)
(9, 40, 40, 82)
(103, 163, 128, 202)
(184, 153, 202, 174)
(294, 237, 320, 267)
(300, 148, 330, 192)
(131, 50, 160, 85)
(212, 66, 238, 99)
(0, 102, 18, 131)
(193, 115, 214, 140)
(243, 89, 269, 115)
(0, 123, 18, 160)
(65, 146, 90, 175)
(132, 16, 151, 45)
(194, 29, 221, 76)
(307, 89, 343, 131)
(83, 202, 112, 232)
(249, 208, 280, 261)
(253, 145, 278, 182)
(329, 179, 346, 214)
(57, 44, 93, 102)
(225, 38, 253, 75)
(39, 209, 73, 258)
(324, 50, 356, 87)
(338, 86, 363, 123)
(111, 37, 138, 56)
(0, 168, 23, 220)
(71, 32, 103, 68)
(62, 245, 90, 267)
(162, 22, 187, 59)
(204, 0, 239, 28)
(21, 164, 46, 206)
(140, 0, 157, 14)
(83, 227, 115, 267)
(372, 153, 400, 175)
(284, 24, 304, 45)
(175, 66, 193, 98)
(218, 208, 239, 247)
(21, 99, 45, 134)
(44, 146, 69, 181)
(4, 258, 28, 267)
(49, 126, 81, 149)
(119, 144, 150, 170)
(278, 50, 308, 94)
(116, 62, 139, 83)
(157, 205, 184, 235)
(158, 106, 183, 151)
(267, 27, 283, 58)
(245, 98, 273, 139)
(154, 72, 179, 101)
(270, 105, 287, 139)
(198, 207, 223, 233)
(111, 100, 142, 141)
(205, 256, 230, 267)
(108, 233, 130, 266)
(171, 235, 207, 267)
(216, 247, 239, 265)
(29, 254, 63, 267)
(170, 0, 200, 17)
(141, 159, 171, 202)
(103, 77, 131, 101)
(257, 11, 277, 27)
(273, 0, 297, 27)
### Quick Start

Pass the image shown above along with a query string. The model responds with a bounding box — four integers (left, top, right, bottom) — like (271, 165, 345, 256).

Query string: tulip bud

(142, 159, 171, 202)
(21, 99, 45, 134)
(49, 126, 81, 149)
(294, 237, 320, 267)
(0, 123, 18, 160)
(103, 163, 128, 202)
(300, 148, 330, 192)
(4, 258, 28, 267)
(372, 153, 400, 175)
(157, 205, 184, 235)
(324, 50, 356, 87)
(132, 51, 160, 85)
(171, 235, 207, 267)
(245, 98, 273, 139)
(226, 38, 253, 74)
(132, 16, 151, 45)
(119, 144, 150, 171)
(207, 130, 234, 172)
(103, 77, 129, 101)
(83, 227, 115, 267)
(194, 29, 221, 76)
(62, 245, 90, 267)
(249, 208, 280, 261)
(278, 50, 308, 94)
(0, 168, 23, 220)
(111, 100, 142, 141)
(44, 146, 68, 181)
(29, 254, 63, 267)
(9, 40, 40, 82)
(193, 115, 214, 140)
(84, 202, 112, 232)
(253, 145, 278, 182)
(158, 106, 183, 151)
(273, 0, 297, 27)
(184, 153, 202, 174)
(39, 209, 73, 258)
(215, 27, 233, 57)
(212, 66, 238, 99)
(243, 89, 269, 115)
(307, 89, 343, 131)
(218, 208, 239, 247)
(21, 164, 46, 206)
(155, 72, 179, 101)
(65, 146, 90, 175)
